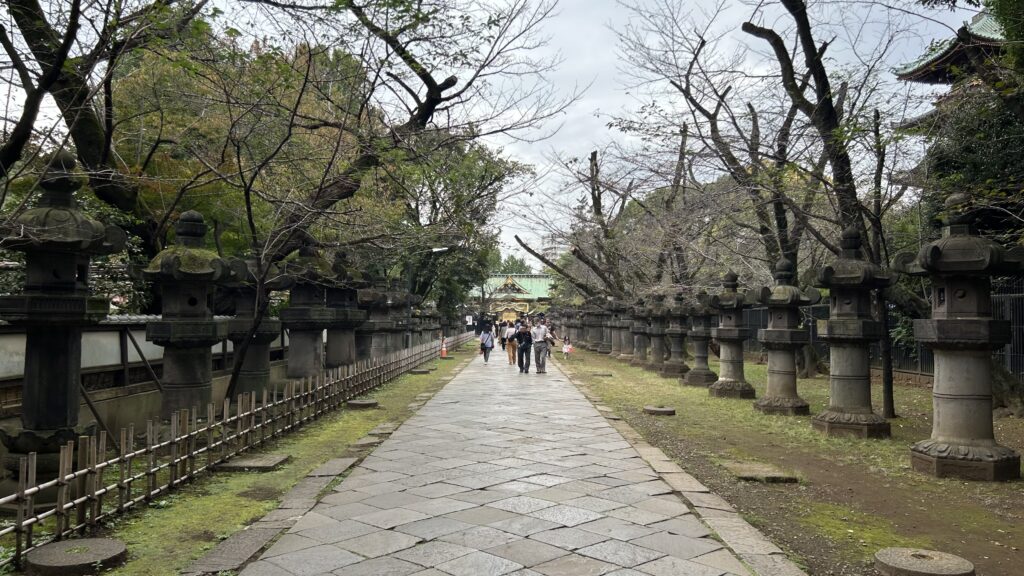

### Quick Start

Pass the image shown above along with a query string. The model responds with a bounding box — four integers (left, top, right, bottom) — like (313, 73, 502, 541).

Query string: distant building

(541, 235, 568, 262)
(478, 273, 553, 322)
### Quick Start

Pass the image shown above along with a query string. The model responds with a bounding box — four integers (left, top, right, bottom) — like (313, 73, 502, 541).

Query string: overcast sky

(491, 0, 974, 270)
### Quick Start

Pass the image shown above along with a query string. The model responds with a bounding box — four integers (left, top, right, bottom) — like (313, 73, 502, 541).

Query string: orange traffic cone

(440, 337, 448, 358)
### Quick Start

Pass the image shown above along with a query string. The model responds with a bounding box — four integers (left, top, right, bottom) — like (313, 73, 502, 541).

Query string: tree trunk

(877, 291, 897, 418)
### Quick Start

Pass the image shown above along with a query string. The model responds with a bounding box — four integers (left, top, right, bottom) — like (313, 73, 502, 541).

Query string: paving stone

(395, 516, 476, 540)
(720, 460, 799, 483)
(634, 555, 726, 576)
(317, 502, 381, 522)
(439, 526, 522, 549)
(404, 496, 478, 516)
(353, 507, 431, 529)
(692, 549, 753, 575)
(332, 556, 423, 576)
(214, 453, 291, 472)
(394, 541, 477, 567)
(336, 529, 421, 557)
(307, 457, 357, 477)
(533, 553, 618, 576)
(660, 472, 709, 493)
(629, 531, 722, 560)
(577, 517, 657, 541)
(604, 506, 671, 526)
(446, 505, 520, 525)
(528, 504, 604, 527)
(489, 496, 559, 514)
(407, 482, 470, 498)
(487, 538, 570, 567)
(646, 515, 711, 538)
(264, 544, 363, 575)
(185, 527, 281, 573)
(528, 487, 587, 503)
(434, 550, 523, 575)
(262, 532, 317, 557)
(239, 560, 293, 575)
(360, 491, 428, 509)
(703, 517, 783, 555)
(576, 539, 665, 567)
(295, 519, 378, 544)
(634, 496, 691, 517)
(529, 527, 610, 550)
(489, 515, 563, 537)
(681, 492, 736, 512)
(647, 460, 683, 474)
(564, 496, 627, 513)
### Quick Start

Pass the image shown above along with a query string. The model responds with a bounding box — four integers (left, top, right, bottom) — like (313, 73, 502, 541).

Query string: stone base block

(630, 357, 648, 367)
(660, 363, 688, 377)
(709, 380, 756, 399)
(616, 353, 634, 362)
(25, 538, 127, 576)
(682, 369, 717, 386)
(812, 412, 890, 439)
(753, 397, 810, 416)
(597, 345, 613, 354)
(161, 385, 212, 420)
(911, 444, 1021, 481)
(643, 363, 666, 374)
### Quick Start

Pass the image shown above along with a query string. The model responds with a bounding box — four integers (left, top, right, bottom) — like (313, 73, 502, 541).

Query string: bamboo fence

(0, 332, 474, 568)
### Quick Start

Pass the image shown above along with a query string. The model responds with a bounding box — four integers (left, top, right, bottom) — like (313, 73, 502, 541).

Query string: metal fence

(0, 332, 474, 569)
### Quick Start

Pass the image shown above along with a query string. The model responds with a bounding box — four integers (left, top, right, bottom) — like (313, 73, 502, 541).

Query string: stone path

(239, 355, 805, 576)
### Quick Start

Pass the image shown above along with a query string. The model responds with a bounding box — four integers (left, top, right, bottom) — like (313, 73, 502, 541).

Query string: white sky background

(490, 0, 977, 270)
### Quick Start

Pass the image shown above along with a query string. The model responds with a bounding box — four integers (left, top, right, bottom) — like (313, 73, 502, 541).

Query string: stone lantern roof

(282, 243, 333, 284)
(815, 228, 892, 290)
(145, 211, 228, 283)
(761, 259, 821, 307)
(895, 194, 1024, 278)
(2, 152, 125, 258)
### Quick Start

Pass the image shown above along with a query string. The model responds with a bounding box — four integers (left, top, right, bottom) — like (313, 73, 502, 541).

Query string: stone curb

(554, 358, 809, 576)
(181, 357, 475, 576)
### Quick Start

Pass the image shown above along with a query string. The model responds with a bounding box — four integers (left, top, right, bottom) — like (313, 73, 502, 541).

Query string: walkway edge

(555, 361, 810, 576)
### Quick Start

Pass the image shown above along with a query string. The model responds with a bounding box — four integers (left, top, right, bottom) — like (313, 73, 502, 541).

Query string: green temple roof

(895, 12, 1005, 84)
(480, 274, 553, 301)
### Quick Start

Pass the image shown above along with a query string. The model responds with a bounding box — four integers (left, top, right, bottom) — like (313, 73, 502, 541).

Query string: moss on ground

(796, 502, 931, 563)
(100, 346, 472, 576)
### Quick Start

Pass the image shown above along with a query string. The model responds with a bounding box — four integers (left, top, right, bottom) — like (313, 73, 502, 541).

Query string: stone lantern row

(0, 153, 450, 484)
(557, 204, 1023, 483)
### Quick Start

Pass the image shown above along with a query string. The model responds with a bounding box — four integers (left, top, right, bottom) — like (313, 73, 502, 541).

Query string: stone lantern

(325, 253, 368, 368)
(280, 244, 334, 379)
(614, 300, 635, 361)
(358, 282, 394, 359)
(597, 305, 613, 354)
(661, 293, 690, 377)
(0, 152, 125, 479)
(894, 195, 1023, 480)
(707, 271, 756, 398)
(145, 211, 229, 418)
(225, 257, 289, 396)
(755, 259, 820, 415)
(645, 294, 668, 373)
(630, 300, 650, 367)
(607, 302, 623, 357)
(813, 228, 892, 438)
(683, 299, 718, 386)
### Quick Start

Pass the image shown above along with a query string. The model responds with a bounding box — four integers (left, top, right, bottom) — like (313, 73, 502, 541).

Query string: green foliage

(494, 254, 532, 274)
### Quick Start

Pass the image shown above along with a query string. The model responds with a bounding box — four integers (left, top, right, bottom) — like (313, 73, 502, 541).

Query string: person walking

(515, 323, 533, 373)
(479, 327, 495, 364)
(498, 320, 507, 351)
(562, 335, 572, 360)
(532, 319, 550, 374)
(504, 321, 518, 365)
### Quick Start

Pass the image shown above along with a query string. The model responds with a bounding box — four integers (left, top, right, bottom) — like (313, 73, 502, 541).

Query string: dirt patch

(238, 485, 285, 501)
(558, 353, 1024, 576)
(186, 529, 216, 542)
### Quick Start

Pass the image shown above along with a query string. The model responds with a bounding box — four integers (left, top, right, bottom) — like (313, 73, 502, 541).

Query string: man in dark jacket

(514, 323, 533, 373)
